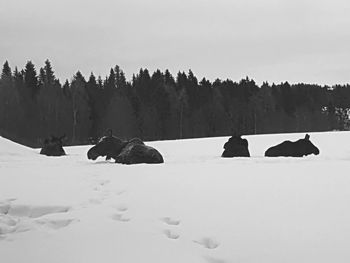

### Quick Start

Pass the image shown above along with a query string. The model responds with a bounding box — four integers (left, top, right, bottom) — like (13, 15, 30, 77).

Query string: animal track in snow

(0, 203, 10, 214)
(114, 189, 127, 196)
(0, 216, 17, 235)
(0, 215, 23, 236)
(194, 237, 220, 249)
(89, 198, 103, 205)
(98, 179, 110, 186)
(161, 217, 181, 226)
(5, 198, 17, 202)
(0, 216, 18, 227)
(0, 201, 73, 239)
(115, 205, 128, 212)
(163, 229, 180, 240)
(5, 204, 70, 218)
(161, 217, 181, 240)
(204, 256, 226, 263)
(111, 213, 131, 222)
(35, 218, 76, 230)
(92, 179, 110, 191)
(110, 204, 129, 221)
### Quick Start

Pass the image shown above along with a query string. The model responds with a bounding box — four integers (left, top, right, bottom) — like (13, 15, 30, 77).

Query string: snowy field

(1, 131, 350, 263)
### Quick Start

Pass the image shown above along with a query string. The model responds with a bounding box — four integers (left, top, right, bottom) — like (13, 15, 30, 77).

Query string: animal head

(87, 136, 125, 160)
(300, 134, 320, 156)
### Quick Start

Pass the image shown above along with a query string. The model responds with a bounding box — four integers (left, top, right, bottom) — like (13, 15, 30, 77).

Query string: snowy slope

(1, 132, 350, 263)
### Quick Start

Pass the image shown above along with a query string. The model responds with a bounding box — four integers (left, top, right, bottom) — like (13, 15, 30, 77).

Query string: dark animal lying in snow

(87, 136, 164, 164)
(221, 135, 250, 157)
(264, 134, 320, 157)
(115, 138, 164, 164)
(40, 135, 66, 156)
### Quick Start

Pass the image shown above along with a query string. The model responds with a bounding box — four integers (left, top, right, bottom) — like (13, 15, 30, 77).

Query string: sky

(1, 0, 350, 85)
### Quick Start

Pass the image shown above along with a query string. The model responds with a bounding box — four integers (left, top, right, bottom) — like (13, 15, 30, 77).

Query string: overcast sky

(1, 0, 350, 85)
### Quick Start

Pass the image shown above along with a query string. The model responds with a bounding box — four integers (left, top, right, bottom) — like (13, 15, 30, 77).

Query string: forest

(1, 60, 350, 147)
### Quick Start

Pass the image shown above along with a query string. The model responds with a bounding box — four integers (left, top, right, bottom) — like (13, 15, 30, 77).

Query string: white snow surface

(1, 132, 350, 263)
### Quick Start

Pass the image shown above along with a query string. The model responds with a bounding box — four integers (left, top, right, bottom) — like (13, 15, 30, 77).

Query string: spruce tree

(44, 59, 55, 85)
(1, 61, 12, 79)
(24, 61, 39, 98)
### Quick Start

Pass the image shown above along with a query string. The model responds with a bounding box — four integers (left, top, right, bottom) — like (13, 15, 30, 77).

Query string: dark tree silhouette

(0, 60, 349, 147)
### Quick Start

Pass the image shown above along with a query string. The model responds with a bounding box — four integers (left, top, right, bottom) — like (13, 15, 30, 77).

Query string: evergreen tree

(114, 65, 127, 90)
(164, 69, 175, 86)
(1, 61, 12, 79)
(151, 70, 171, 139)
(41, 59, 55, 85)
(86, 72, 103, 138)
(37, 61, 62, 137)
(24, 61, 39, 98)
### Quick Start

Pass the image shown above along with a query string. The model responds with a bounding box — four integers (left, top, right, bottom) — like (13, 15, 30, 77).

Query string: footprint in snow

(5, 198, 17, 202)
(92, 179, 110, 191)
(35, 218, 77, 230)
(0, 203, 73, 239)
(111, 204, 130, 222)
(113, 204, 128, 212)
(98, 179, 110, 186)
(115, 190, 127, 196)
(194, 237, 220, 249)
(4, 204, 70, 218)
(111, 213, 131, 222)
(204, 256, 226, 263)
(89, 198, 103, 205)
(163, 229, 180, 240)
(161, 217, 181, 226)
(161, 217, 181, 240)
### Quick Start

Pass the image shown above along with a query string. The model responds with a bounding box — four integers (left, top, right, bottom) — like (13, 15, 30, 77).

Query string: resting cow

(265, 134, 320, 157)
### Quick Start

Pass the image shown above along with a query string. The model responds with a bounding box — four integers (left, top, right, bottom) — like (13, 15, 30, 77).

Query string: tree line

(1, 60, 349, 147)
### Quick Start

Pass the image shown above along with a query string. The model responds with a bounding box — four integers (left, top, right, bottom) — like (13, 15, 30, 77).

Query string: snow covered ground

(1, 131, 350, 263)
